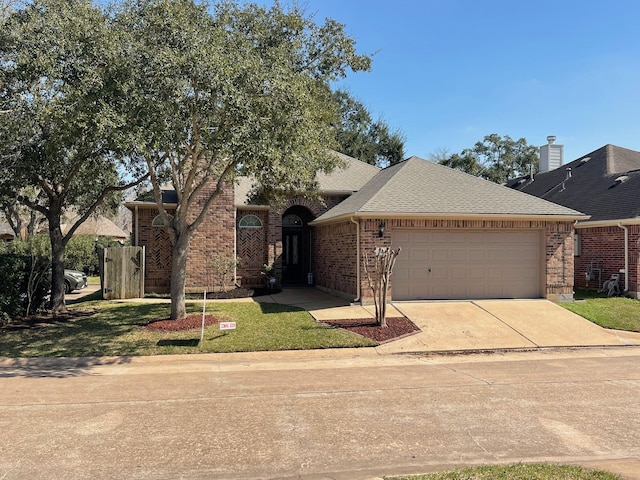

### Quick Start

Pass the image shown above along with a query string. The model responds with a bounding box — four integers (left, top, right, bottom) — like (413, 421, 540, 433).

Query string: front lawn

(562, 290, 640, 332)
(387, 463, 620, 479)
(0, 300, 375, 357)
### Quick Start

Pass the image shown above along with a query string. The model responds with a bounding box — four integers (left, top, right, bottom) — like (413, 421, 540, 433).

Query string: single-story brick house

(508, 144, 640, 298)
(128, 153, 586, 303)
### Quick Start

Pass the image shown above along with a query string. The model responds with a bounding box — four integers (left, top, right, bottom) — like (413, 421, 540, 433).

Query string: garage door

(392, 230, 542, 300)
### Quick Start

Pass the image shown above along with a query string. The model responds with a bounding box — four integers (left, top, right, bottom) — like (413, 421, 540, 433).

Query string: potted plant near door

(261, 264, 278, 290)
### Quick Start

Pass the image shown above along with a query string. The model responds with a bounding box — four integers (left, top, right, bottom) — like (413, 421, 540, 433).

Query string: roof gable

(235, 151, 379, 206)
(509, 144, 640, 223)
(314, 156, 585, 223)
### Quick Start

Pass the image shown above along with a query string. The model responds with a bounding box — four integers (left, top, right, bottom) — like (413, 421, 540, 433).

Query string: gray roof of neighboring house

(507, 144, 640, 223)
(234, 151, 380, 206)
(313, 156, 587, 223)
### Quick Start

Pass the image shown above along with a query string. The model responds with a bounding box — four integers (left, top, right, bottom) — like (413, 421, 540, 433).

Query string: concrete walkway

(263, 289, 640, 354)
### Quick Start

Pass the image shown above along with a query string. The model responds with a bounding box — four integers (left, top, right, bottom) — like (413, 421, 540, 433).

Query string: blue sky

(282, 0, 640, 162)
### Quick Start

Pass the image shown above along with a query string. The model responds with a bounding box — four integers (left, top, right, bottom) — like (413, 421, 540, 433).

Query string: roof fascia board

(311, 212, 589, 226)
(576, 218, 640, 228)
(236, 205, 270, 210)
(125, 201, 178, 209)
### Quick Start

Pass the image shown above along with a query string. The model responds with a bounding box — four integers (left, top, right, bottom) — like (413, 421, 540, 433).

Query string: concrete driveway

(377, 299, 640, 354)
(266, 289, 640, 354)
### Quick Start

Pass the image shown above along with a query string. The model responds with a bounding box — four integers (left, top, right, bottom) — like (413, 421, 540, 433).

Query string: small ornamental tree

(210, 252, 240, 293)
(363, 246, 401, 327)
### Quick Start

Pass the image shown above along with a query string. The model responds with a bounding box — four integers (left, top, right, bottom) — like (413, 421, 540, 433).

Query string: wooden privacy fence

(100, 246, 145, 300)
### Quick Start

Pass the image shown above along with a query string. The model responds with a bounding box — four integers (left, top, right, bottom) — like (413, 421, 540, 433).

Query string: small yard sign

(219, 322, 236, 330)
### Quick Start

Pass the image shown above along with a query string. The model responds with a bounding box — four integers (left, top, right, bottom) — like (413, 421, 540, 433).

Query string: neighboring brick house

(129, 152, 586, 302)
(508, 143, 640, 298)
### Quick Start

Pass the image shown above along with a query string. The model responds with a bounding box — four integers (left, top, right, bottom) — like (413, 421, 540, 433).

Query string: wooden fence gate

(101, 246, 145, 300)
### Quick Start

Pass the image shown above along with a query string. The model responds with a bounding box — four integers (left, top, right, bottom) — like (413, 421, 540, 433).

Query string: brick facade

(135, 207, 174, 292)
(315, 218, 576, 303)
(575, 225, 640, 297)
(235, 194, 349, 287)
(133, 181, 577, 301)
(314, 221, 358, 299)
(131, 183, 235, 294)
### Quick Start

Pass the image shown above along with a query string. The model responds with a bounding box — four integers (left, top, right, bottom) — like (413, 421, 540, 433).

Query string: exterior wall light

(378, 221, 386, 238)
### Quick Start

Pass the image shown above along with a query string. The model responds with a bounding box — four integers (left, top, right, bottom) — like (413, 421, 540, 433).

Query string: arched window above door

(282, 214, 303, 227)
(239, 214, 262, 228)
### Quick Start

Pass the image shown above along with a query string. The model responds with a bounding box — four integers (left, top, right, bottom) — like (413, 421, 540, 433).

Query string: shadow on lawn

(0, 356, 133, 379)
(257, 302, 305, 314)
(157, 339, 200, 347)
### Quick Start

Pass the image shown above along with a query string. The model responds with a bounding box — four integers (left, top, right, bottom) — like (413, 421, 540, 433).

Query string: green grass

(87, 276, 100, 285)
(387, 463, 620, 479)
(562, 290, 640, 332)
(0, 300, 375, 357)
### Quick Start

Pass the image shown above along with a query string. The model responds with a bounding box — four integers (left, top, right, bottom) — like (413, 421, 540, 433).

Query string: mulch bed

(321, 316, 420, 343)
(145, 314, 220, 332)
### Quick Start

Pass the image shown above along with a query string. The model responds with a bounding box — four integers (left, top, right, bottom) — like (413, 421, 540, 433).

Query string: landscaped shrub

(65, 235, 98, 272)
(0, 254, 50, 322)
(67, 235, 121, 275)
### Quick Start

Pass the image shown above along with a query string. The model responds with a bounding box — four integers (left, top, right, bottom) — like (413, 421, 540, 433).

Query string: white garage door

(392, 230, 542, 300)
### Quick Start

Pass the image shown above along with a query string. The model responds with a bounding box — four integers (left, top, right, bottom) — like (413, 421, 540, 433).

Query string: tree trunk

(169, 233, 190, 320)
(363, 247, 400, 328)
(48, 211, 67, 315)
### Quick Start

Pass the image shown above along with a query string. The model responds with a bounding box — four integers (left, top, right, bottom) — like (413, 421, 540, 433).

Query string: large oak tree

(117, 0, 371, 320)
(0, 0, 148, 313)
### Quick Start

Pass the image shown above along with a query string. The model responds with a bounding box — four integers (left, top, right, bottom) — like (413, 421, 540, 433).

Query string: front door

(281, 207, 313, 285)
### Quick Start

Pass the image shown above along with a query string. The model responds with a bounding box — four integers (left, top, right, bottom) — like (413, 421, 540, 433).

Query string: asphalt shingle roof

(314, 156, 586, 223)
(234, 152, 380, 206)
(508, 144, 640, 223)
(63, 215, 129, 239)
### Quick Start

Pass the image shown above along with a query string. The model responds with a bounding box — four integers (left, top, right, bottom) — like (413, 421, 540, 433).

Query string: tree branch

(63, 170, 150, 242)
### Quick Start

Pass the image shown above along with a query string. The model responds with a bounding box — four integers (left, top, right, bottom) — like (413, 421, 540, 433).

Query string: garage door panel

(450, 267, 468, 279)
(468, 249, 485, 261)
(449, 249, 467, 261)
(392, 230, 541, 300)
(410, 248, 429, 261)
(410, 267, 430, 280)
(467, 267, 486, 280)
(431, 248, 450, 261)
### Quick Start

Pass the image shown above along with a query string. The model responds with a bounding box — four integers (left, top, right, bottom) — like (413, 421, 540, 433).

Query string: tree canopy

(333, 90, 405, 167)
(0, 0, 148, 312)
(116, 0, 371, 319)
(437, 134, 539, 184)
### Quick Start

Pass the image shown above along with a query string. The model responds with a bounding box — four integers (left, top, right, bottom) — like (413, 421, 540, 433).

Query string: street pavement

(1, 347, 640, 479)
(4, 287, 637, 478)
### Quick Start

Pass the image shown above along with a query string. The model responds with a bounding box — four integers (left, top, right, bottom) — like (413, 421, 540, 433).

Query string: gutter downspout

(350, 216, 361, 302)
(234, 208, 238, 286)
(618, 223, 629, 292)
(134, 206, 139, 247)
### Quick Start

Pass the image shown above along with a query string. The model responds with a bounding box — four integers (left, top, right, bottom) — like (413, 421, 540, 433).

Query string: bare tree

(210, 252, 240, 294)
(363, 247, 401, 327)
